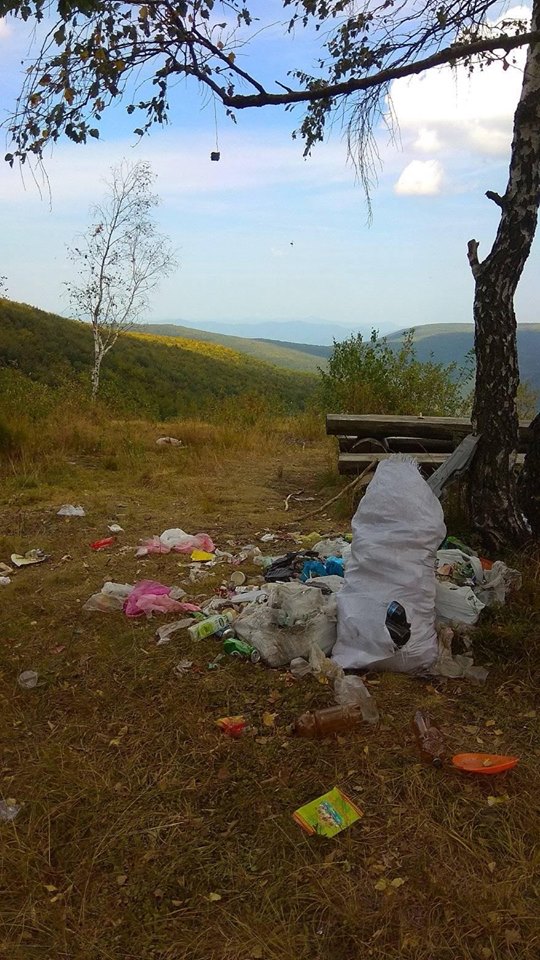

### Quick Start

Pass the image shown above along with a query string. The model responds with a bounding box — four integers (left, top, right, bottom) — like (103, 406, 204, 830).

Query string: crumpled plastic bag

(313, 537, 352, 562)
(124, 580, 199, 618)
(433, 624, 489, 683)
(435, 581, 486, 625)
(57, 504, 85, 517)
(136, 528, 215, 557)
(234, 578, 339, 667)
(83, 581, 133, 612)
(476, 561, 522, 606)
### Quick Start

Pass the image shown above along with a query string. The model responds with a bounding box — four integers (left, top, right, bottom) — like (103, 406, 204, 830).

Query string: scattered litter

(18, 670, 39, 690)
(0, 576, 10, 586)
(156, 436, 183, 446)
(83, 582, 134, 612)
(334, 675, 379, 723)
(124, 581, 199, 619)
(312, 537, 351, 560)
(230, 570, 246, 587)
(108, 523, 124, 534)
(11, 549, 48, 567)
(260, 533, 276, 542)
(216, 716, 246, 738)
(293, 787, 362, 837)
(435, 581, 485, 626)
(223, 636, 261, 663)
(191, 549, 214, 562)
(0, 800, 21, 822)
(137, 528, 215, 557)
(0, 562, 13, 576)
(57, 504, 85, 516)
(289, 657, 313, 679)
(173, 659, 193, 676)
(155, 619, 194, 645)
(188, 611, 235, 641)
(90, 536, 115, 551)
(208, 654, 226, 670)
(295, 699, 373, 737)
(434, 624, 489, 683)
(412, 710, 446, 767)
(452, 753, 519, 775)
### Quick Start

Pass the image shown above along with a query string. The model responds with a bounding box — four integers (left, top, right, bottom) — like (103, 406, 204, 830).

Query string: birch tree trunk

(91, 334, 104, 402)
(468, 1, 540, 549)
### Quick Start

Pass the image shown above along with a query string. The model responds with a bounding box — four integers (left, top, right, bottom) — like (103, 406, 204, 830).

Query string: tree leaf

(262, 711, 277, 728)
(208, 891, 222, 902)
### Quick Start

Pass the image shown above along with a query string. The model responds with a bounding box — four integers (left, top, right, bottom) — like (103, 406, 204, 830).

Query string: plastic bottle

(295, 705, 367, 738)
(188, 611, 235, 641)
(412, 710, 446, 767)
(334, 675, 379, 724)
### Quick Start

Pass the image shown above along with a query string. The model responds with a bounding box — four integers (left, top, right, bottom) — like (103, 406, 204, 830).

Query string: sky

(0, 1, 538, 340)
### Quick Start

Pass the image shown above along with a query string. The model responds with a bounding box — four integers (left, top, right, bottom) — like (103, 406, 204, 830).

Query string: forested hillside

(0, 301, 316, 419)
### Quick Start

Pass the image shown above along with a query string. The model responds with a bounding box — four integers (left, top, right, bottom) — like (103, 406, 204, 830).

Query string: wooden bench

(327, 415, 529, 477)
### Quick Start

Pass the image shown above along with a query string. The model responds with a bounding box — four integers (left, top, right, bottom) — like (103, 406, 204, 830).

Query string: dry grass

(0, 415, 539, 960)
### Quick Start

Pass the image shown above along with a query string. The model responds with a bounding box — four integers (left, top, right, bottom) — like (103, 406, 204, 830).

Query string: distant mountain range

(142, 321, 540, 394)
(152, 318, 366, 345)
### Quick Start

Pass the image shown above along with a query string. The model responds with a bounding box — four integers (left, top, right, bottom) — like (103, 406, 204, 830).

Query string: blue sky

(0, 2, 538, 338)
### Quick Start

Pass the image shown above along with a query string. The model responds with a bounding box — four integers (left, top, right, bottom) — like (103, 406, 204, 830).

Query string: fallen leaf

(108, 738, 122, 747)
(44, 884, 57, 893)
(116, 875, 128, 886)
(493, 729, 504, 736)
(374, 878, 388, 891)
(487, 794, 508, 807)
(480, 948, 492, 959)
(464, 725, 479, 734)
(522, 709, 536, 719)
(485, 719, 496, 727)
(487, 862, 496, 873)
(208, 892, 222, 902)
(262, 711, 277, 728)
(390, 877, 406, 888)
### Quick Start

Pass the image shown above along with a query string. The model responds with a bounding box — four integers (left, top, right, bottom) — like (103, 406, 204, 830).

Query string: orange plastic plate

(452, 753, 519, 775)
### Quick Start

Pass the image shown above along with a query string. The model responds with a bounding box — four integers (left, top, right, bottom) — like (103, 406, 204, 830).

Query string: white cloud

(0, 17, 11, 40)
(390, 6, 531, 160)
(394, 159, 444, 196)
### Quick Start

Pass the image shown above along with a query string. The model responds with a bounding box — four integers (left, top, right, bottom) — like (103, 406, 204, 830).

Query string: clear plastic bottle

(412, 710, 446, 767)
(295, 705, 366, 738)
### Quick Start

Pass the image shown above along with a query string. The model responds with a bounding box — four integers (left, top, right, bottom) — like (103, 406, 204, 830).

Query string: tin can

(223, 637, 261, 663)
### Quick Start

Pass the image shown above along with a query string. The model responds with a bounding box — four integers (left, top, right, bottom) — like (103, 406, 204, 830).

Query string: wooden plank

(327, 414, 532, 446)
(338, 452, 448, 474)
(338, 451, 525, 475)
(427, 434, 480, 498)
(338, 435, 455, 453)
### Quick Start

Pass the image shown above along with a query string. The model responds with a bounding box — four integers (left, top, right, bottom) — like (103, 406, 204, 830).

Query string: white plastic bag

(435, 581, 486, 625)
(333, 459, 446, 674)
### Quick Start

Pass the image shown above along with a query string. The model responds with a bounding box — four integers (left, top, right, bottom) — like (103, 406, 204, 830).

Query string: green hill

(138, 322, 324, 373)
(0, 300, 317, 419)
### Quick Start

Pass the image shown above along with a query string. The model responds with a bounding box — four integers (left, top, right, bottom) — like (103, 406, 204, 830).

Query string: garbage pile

(69, 460, 520, 690)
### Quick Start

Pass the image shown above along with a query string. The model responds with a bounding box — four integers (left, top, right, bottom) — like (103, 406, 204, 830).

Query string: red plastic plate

(452, 753, 519, 775)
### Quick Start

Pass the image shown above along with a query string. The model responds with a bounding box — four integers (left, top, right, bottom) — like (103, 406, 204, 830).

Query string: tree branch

(467, 239, 481, 278)
(213, 30, 540, 108)
(486, 190, 506, 208)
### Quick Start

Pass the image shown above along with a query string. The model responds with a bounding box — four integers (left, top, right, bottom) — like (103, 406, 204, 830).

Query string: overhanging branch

(212, 30, 540, 108)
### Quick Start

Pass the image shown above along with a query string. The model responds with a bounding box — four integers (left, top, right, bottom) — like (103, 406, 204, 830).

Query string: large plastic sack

(136, 528, 214, 557)
(124, 580, 199, 618)
(332, 459, 446, 674)
(234, 579, 338, 667)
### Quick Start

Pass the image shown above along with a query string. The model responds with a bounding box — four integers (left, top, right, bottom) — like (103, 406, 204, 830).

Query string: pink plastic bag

(124, 580, 199, 618)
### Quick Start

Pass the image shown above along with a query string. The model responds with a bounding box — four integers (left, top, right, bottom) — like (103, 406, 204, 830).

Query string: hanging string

(210, 98, 221, 160)
(213, 97, 219, 153)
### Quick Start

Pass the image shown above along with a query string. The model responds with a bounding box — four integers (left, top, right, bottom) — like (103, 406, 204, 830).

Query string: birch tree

(67, 160, 176, 400)
(2, 0, 540, 543)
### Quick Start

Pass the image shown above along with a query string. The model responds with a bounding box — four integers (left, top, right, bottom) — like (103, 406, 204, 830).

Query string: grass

(1, 408, 539, 960)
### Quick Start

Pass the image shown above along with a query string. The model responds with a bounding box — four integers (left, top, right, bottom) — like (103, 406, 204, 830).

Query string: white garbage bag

(234, 579, 339, 667)
(332, 458, 446, 674)
(435, 581, 486, 625)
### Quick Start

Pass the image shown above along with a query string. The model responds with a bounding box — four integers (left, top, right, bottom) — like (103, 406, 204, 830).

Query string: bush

(319, 328, 469, 416)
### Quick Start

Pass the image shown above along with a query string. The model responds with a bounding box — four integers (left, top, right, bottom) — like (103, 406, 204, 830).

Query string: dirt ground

(1, 436, 539, 960)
